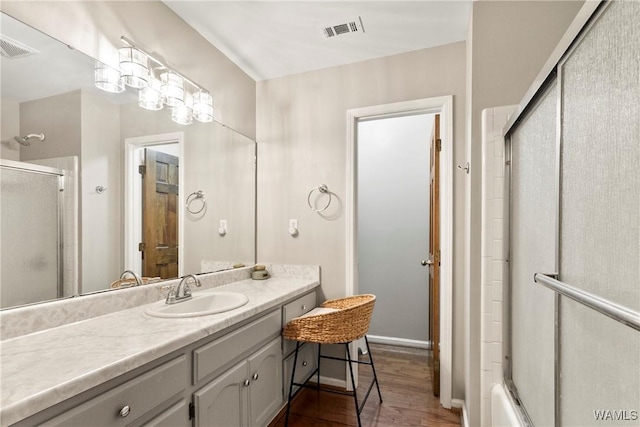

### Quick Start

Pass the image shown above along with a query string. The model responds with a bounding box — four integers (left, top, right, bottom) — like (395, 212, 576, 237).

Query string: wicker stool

(282, 294, 382, 427)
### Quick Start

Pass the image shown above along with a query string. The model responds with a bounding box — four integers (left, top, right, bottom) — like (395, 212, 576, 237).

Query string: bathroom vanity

(0, 265, 320, 427)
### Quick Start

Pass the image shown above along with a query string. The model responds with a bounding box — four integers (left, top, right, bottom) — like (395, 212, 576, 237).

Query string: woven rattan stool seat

(283, 294, 375, 344)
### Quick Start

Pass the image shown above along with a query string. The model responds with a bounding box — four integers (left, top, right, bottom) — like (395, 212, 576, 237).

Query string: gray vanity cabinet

(193, 337, 282, 427)
(9, 288, 319, 427)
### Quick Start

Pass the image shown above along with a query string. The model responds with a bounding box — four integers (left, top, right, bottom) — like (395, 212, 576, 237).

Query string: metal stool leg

(285, 341, 301, 427)
(345, 343, 362, 427)
(365, 335, 383, 402)
(316, 343, 322, 389)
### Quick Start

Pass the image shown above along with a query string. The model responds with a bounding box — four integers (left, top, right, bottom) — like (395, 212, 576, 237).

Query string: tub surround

(0, 265, 320, 426)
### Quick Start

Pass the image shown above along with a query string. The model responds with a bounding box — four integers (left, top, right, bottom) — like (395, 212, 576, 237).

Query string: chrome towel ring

(186, 190, 206, 214)
(307, 184, 332, 213)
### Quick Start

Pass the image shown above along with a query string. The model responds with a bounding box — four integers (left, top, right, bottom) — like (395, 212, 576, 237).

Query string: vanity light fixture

(93, 36, 213, 125)
(118, 46, 149, 89)
(193, 91, 214, 123)
(172, 91, 193, 125)
(138, 76, 164, 110)
(160, 71, 185, 108)
(94, 60, 125, 93)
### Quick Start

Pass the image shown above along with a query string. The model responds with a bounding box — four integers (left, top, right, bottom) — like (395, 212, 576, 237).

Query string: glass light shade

(94, 61, 124, 93)
(193, 91, 214, 123)
(172, 92, 193, 125)
(119, 47, 149, 89)
(138, 77, 164, 111)
(161, 71, 185, 107)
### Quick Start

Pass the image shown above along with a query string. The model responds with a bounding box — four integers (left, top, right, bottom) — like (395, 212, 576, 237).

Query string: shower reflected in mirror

(13, 133, 45, 146)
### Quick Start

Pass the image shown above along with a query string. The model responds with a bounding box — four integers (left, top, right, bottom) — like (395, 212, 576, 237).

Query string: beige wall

(0, 1, 256, 139)
(81, 91, 121, 292)
(465, 1, 584, 424)
(19, 91, 82, 162)
(257, 42, 467, 393)
(1, 98, 20, 161)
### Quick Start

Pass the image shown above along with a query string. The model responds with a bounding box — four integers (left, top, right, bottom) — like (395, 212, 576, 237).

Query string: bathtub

(492, 384, 524, 427)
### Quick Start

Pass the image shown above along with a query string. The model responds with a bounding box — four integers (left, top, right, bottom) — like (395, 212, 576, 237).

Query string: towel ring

(307, 184, 332, 213)
(186, 190, 206, 214)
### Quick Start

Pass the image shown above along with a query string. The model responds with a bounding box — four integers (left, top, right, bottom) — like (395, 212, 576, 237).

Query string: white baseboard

(319, 375, 346, 389)
(451, 398, 465, 409)
(367, 335, 432, 350)
(451, 399, 468, 427)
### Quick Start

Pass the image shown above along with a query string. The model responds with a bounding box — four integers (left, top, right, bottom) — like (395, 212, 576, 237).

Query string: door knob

(421, 259, 434, 266)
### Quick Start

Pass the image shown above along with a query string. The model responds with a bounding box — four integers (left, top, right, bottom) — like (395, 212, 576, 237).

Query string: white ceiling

(163, 1, 472, 81)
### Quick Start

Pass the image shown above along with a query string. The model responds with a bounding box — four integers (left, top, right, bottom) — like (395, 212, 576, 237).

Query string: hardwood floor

(271, 344, 461, 427)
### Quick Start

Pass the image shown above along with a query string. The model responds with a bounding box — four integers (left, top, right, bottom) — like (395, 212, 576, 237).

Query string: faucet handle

(165, 284, 178, 304)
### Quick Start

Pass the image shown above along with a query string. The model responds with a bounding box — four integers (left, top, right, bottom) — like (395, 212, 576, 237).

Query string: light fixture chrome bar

(120, 36, 207, 92)
(534, 273, 640, 332)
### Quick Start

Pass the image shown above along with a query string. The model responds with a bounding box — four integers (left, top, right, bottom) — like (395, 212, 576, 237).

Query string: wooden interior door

(429, 114, 441, 396)
(142, 148, 179, 279)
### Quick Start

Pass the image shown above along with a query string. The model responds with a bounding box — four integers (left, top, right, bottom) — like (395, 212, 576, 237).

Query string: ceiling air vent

(0, 35, 39, 59)
(323, 17, 365, 38)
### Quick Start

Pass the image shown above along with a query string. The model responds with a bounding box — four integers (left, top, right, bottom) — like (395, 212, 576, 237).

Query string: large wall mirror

(0, 12, 256, 309)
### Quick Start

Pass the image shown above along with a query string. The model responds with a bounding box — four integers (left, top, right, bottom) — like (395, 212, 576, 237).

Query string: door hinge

(138, 165, 146, 175)
(436, 138, 442, 152)
(138, 242, 145, 252)
(189, 402, 195, 420)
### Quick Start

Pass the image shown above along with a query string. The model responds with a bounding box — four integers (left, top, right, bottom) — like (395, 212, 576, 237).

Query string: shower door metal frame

(0, 159, 65, 300)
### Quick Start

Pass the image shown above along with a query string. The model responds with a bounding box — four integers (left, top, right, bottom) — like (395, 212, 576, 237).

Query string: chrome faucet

(119, 270, 143, 287)
(166, 274, 202, 304)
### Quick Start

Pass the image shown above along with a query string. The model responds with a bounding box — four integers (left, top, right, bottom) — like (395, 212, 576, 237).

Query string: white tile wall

(480, 106, 516, 426)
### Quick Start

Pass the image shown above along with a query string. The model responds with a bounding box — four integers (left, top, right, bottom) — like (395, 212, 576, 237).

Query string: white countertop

(0, 276, 319, 426)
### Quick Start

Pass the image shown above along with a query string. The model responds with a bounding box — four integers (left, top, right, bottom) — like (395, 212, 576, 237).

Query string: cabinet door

(194, 361, 249, 427)
(248, 338, 283, 427)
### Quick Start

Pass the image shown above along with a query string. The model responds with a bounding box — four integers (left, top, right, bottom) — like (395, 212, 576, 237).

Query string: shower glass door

(1, 161, 63, 308)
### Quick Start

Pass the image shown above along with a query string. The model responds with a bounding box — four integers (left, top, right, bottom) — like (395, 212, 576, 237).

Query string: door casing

(124, 132, 184, 277)
(346, 96, 453, 408)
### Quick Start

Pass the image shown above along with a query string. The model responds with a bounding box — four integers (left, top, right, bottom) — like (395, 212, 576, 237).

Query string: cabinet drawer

(140, 399, 189, 427)
(282, 291, 317, 325)
(194, 310, 280, 383)
(282, 291, 317, 356)
(283, 343, 318, 396)
(44, 355, 187, 427)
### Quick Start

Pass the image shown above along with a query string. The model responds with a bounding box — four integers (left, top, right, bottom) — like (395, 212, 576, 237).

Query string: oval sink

(146, 291, 249, 318)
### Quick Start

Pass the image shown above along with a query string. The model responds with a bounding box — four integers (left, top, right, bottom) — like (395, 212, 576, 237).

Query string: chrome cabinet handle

(119, 405, 131, 418)
(252, 373, 259, 381)
(243, 379, 251, 387)
(302, 361, 308, 367)
(301, 304, 307, 311)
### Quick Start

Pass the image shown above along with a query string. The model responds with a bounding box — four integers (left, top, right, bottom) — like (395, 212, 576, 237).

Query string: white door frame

(345, 96, 453, 408)
(124, 132, 185, 277)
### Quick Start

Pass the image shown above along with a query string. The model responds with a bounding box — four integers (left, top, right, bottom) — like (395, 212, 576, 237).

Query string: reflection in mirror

(0, 13, 256, 309)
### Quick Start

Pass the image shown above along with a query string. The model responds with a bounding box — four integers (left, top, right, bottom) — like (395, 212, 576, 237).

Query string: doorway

(357, 113, 434, 348)
(346, 96, 453, 408)
(124, 132, 184, 278)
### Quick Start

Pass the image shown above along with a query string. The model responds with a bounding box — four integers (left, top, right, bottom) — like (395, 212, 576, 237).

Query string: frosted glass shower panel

(509, 81, 558, 427)
(559, 1, 640, 425)
(0, 166, 61, 308)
